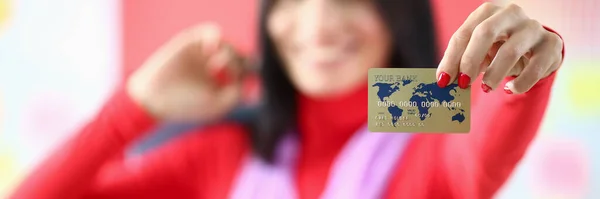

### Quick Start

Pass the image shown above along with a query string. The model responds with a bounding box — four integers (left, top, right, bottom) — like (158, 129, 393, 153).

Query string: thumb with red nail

(435, 3, 563, 95)
(127, 23, 250, 122)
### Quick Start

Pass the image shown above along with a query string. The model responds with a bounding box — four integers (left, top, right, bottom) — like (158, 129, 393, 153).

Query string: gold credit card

(368, 68, 470, 133)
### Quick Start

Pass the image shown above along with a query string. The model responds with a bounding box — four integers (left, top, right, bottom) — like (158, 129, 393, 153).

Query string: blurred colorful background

(0, 0, 598, 198)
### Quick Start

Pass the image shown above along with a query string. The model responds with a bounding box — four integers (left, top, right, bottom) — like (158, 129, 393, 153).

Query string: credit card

(368, 68, 470, 133)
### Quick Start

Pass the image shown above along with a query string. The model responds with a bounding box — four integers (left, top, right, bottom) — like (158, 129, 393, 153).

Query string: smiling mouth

(296, 42, 359, 69)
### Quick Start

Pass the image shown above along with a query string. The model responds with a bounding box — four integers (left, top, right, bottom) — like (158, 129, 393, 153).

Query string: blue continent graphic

(373, 79, 466, 125)
(409, 82, 459, 120)
(372, 80, 413, 126)
(451, 112, 465, 123)
(372, 79, 415, 101)
(372, 82, 399, 101)
(451, 109, 466, 123)
(401, 79, 413, 86)
(387, 105, 403, 126)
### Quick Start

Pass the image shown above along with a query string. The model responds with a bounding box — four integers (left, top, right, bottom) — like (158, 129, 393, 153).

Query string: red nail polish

(211, 66, 231, 86)
(458, 73, 471, 89)
(437, 72, 451, 88)
(504, 86, 513, 94)
(481, 83, 492, 93)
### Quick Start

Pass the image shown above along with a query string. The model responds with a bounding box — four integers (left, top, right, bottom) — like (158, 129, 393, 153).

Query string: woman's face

(267, 0, 391, 97)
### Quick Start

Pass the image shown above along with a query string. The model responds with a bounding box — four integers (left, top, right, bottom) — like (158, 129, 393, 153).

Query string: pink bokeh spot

(532, 138, 590, 197)
(23, 92, 76, 147)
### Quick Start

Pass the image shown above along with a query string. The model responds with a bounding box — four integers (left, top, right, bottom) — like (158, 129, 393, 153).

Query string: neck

(297, 84, 369, 156)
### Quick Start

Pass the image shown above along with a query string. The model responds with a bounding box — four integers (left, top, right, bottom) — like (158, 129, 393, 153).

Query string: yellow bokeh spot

(567, 63, 600, 115)
(0, 0, 10, 21)
(0, 93, 19, 198)
(0, 0, 9, 29)
(0, 147, 22, 197)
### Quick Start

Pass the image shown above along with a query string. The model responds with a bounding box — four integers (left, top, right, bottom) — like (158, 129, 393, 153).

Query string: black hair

(249, 0, 438, 163)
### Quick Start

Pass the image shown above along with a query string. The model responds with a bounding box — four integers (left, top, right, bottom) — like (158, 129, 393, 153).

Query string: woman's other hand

(436, 2, 564, 94)
(127, 23, 249, 122)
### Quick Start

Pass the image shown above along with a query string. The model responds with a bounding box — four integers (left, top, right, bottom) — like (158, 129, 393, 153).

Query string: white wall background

(0, 0, 120, 196)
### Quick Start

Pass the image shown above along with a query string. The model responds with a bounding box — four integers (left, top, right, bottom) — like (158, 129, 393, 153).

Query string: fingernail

(211, 66, 231, 86)
(481, 83, 492, 93)
(504, 86, 513, 94)
(437, 72, 451, 88)
(458, 73, 471, 89)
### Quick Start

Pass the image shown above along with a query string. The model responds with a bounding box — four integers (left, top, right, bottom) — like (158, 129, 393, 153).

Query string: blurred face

(267, 0, 391, 97)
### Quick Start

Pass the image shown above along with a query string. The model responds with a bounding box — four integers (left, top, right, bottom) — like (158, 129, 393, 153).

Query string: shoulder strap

(127, 105, 259, 156)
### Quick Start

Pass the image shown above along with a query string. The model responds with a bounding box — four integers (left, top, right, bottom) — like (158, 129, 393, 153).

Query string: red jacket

(9, 0, 564, 198)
